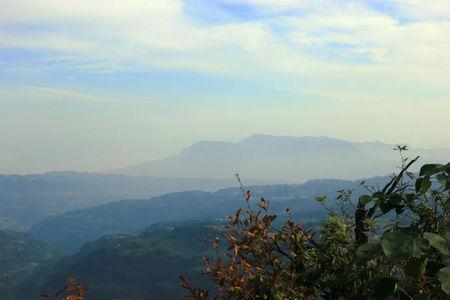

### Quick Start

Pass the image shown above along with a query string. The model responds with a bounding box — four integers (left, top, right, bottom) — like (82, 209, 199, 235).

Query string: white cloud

(390, 0, 450, 20)
(0, 0, 183, 23)
(1, 0, 450, 173)
(0, 85, 119, 103)
(1, 0, 448, 112)
(0, 30, 93, 52)
(0, 0, 448, 81)
(0, 0, 448, 106)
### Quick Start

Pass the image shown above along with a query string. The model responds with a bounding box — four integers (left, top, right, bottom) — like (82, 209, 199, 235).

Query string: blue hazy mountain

(29, 176, 388, 253)
(115, 135, 450, 181)
(0, 172, 268, 231)
(3, 135, 447, 232)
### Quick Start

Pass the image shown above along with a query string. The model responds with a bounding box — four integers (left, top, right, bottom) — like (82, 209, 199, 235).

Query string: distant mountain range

(29, 176, 389, 253)
(0, 172, 268, 231)
(2, 135, 448, 299)
(3, 135, 447, 233)
(114, 135, 450, 181)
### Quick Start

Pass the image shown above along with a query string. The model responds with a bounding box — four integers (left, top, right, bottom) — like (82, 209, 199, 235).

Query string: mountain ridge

(113, 135, 450, 181)
(0, 171, 270, 231)
(28, 175, 390, 253)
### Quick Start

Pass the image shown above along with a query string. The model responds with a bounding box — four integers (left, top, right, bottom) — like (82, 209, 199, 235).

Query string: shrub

(181, 151, 450, 299)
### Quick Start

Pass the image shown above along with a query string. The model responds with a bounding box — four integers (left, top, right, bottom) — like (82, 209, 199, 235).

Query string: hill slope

(29, 177, 386, 253)
(17, 223, 221, 300)
(0, 171, 267, 230)
(0, 230, 61, 299)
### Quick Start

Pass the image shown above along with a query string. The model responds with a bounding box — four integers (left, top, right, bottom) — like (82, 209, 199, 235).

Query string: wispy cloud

(0, 85, 119, 103)
(0, 0, 447, 98)
(0, 0, 449, 172)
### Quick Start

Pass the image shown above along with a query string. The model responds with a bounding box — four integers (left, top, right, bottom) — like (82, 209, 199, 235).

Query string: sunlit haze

(1, 0, 449, 173)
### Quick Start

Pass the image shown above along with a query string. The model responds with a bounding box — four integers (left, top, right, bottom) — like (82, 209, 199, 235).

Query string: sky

(0, 0, 449, 174)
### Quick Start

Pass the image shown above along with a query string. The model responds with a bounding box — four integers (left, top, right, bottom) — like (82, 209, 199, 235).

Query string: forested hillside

(0, 172, 264, 231)
(0, 230, 61, 299)
(12, 223, 221, 300)
(29, 177, 387, 253)
(0, 160, 448, 300)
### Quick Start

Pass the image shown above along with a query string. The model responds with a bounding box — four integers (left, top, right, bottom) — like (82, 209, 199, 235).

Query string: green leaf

(379, 201, 395, 214)
(415, 177, 431, 194)
(356, 242, 383, 263)
(436, 173, 448, 186)
(426, 260, 445, 277)
(395, 205, 405, 214)
(315, 195, 328, 202)
(381, 229, 429, 258)
(372, 191, 384, 200)
(424, 232, 450, 255)
(367, 206, 377, 218)
(413, 294, 430, 300)
(387, 194, 403, 205)
(437, 267, 450, 295)
(373, 277, 397, 300)
(443, 231, 450, 242)
(405, 257, 427, 279)
(420, 164, 443, 177)
(444, 162, 450, 174)
(359, 195, 372, 207)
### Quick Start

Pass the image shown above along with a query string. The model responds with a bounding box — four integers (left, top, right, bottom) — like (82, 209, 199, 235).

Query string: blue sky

(0, 0, 449, 173)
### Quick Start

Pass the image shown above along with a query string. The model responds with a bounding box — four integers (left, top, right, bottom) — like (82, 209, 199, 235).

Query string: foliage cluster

(40, 276, 87, 300)
(182, 151, 450, 299)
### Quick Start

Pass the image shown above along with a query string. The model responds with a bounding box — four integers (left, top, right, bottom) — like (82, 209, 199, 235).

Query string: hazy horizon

(4, 133, 450, 175)
(1, 133, 449, 176)
(1, 0, 449, 173)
